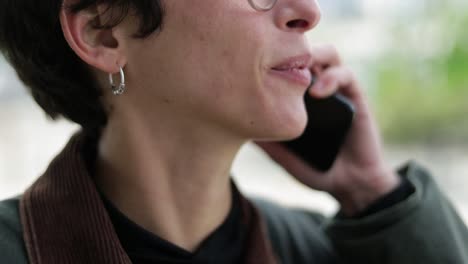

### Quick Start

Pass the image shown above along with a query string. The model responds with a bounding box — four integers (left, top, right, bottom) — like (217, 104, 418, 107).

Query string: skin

(60, 0, 400, 251)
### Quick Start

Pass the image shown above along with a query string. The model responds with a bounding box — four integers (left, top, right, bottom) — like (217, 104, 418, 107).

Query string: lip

(269, 54, 313, 87)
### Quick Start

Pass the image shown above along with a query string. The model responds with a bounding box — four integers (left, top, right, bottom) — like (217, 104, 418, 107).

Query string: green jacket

(1, 162, 467, 263)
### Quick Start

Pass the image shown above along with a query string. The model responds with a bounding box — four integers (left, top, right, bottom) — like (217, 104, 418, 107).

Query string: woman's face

(123, 0, 321, 141)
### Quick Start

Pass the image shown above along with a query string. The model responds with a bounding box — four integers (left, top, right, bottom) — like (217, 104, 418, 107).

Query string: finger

(310, 44, 342, 69)
(309, 66, 362, 101)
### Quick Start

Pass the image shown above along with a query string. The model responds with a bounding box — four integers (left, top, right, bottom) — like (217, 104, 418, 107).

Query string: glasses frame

(248, 0, 278, 11)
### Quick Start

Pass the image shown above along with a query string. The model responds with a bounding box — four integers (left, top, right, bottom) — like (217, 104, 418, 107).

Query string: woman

(0, 0, 466, 263)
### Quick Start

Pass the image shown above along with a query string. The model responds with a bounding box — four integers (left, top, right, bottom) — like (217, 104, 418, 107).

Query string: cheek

(183, 27, 307, 138)
(128, 2, 306, 139)
(151, 0, 268, 98)
(173, 16, 265, 107)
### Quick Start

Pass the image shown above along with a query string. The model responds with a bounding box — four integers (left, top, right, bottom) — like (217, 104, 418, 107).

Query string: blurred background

(1, 0, 467, 221)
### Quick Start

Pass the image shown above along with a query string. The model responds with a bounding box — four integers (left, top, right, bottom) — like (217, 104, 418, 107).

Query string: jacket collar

(19, 131, 277, 263)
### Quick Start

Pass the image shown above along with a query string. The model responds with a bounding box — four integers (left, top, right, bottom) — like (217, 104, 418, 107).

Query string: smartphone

(281, 93, 355, 171)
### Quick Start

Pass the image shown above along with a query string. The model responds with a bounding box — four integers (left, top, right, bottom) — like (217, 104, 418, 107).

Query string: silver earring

(109, 67, 126, 95)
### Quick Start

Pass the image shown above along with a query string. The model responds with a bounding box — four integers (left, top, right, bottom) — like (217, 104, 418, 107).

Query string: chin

(275, 121, 307, 141)
(243, 92, 308, 141)
(252, 112, 308, 142)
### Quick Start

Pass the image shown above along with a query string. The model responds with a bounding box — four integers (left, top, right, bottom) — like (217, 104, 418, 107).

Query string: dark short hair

(0, 0, 164, 131)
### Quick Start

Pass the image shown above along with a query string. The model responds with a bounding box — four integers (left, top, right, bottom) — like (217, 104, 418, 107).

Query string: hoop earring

(109, 67, 126, 95)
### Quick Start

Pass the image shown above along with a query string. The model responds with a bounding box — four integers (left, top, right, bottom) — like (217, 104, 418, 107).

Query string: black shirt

(102, 183, 247, 264)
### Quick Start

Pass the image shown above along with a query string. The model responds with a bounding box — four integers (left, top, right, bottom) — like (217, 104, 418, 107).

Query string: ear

(60, 1, 126, 74)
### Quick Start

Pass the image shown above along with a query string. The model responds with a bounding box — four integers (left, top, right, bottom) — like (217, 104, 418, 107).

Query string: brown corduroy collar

(19, 132, 278, 264)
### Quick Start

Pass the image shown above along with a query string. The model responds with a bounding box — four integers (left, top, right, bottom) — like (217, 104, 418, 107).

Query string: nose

(274, 0, 321, 33)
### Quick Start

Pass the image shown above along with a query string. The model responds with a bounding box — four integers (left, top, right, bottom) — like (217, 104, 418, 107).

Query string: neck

(95, 108, 245, 251)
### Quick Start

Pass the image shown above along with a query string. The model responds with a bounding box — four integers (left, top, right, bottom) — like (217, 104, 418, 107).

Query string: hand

(255, 45, 401, 216)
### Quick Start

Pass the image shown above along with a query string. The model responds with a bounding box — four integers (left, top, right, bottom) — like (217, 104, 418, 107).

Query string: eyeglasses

(248, 0, 278, 11)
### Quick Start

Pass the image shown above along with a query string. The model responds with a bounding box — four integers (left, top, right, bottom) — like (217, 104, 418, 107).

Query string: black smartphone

(281, 93, 355, 171)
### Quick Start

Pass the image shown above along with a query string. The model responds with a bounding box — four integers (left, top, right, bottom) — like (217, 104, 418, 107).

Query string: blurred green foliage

(373, 2, 468, 144)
